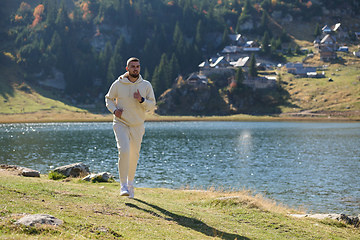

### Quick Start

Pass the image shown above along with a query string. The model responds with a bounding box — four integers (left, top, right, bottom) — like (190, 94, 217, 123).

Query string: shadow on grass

(125, 199, 250, 240)
(0, 80, 15, 100)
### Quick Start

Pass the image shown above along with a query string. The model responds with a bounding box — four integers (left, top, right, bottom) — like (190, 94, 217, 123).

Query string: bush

(48, 171, 67, 180)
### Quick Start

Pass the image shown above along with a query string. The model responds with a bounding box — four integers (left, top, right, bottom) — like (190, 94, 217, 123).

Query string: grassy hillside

(0, 170, 359, 239)
(279, 52, 360, 114)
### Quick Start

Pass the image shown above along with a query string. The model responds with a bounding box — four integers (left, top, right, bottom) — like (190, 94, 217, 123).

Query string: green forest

(1, 0, 359, 103)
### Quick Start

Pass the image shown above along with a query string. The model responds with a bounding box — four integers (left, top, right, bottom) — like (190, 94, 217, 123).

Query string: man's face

(127, 61, 140, 78)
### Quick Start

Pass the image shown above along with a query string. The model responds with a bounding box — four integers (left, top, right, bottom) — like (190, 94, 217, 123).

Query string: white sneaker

(127, 184, 134, 199)
(120, 185, 129, 196)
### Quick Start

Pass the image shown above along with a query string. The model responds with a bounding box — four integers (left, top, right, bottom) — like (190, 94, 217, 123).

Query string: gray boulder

(15, 214, 63, 227)
(0, 164, 40, 177)
(83, 172, 114, 182)
(19, 167, 40, 177)
(53, 162, 90, 177)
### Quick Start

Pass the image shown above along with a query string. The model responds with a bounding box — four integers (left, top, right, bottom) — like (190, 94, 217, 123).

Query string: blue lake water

(0, 121, 359, 215)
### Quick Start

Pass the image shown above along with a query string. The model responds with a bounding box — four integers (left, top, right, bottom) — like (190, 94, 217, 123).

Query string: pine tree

(99, 41, 113, 81)
(88, 0, 99, 17)
(221, 26, 231, 48)
(169, 53, 180, 85)
(195, 20, 203, 48)
(152, 53, 169, 98)
(261, 31, 270, 54)
(259, 10, 268, 35)
(107, 37, 125, 86)
(172, 22, 182, 48)
(280, 28, 289, 43)
(55, 0, 70, 32)
(46, 0, 58, 26)
(143, 68, 150, 80)
(287, 44, 292, 55)
(49, 31, 61, 54)
(235, 67, 245, 88)
(275, 38, 282, 50)
(248, 53, 257, 78)
(314, 23, 321, 37)
(72, 6, 82, 27)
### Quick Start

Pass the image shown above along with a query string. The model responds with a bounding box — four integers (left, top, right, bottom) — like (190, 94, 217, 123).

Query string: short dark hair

(127, 57, 140, 67)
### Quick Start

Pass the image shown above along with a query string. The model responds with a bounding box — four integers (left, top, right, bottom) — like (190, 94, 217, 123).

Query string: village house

(319, 46, 337, 60)
(322, 25, 332, 35)
(198, 56, 234, 76)
(331, 23, 347, 39)
(243, 40, 260, 52)
(314, 34, 337, 60)
(315, 34, 337, 50)
(355, 32, 360, 40)
(285, 62, 317, 77)
(186, 73, 208, 88)
(230, 56, 250, 71)
(243, 77, 277, 91)
(221, 46, 243, 60)
(228, 34, 247, 46)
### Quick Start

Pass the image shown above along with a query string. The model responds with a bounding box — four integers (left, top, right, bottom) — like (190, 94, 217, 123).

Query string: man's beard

(129, 72, 139, 78)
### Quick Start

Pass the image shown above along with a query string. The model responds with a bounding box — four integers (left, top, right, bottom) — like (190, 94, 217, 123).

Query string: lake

(1, 121, 359, 215)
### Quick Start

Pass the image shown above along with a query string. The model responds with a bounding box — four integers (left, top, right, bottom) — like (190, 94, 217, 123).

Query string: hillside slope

(1, 0, 359, 120)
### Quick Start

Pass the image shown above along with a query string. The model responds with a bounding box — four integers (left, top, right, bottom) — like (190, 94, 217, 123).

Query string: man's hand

(114, 109, 124, 118)
(134, 89, 143, 102)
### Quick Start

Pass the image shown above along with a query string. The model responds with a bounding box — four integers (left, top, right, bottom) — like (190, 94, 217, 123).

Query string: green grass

(0, 172, 359, 239)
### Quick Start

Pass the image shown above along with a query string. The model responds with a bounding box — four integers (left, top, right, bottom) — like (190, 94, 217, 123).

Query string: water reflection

(0, 121, 359, 215)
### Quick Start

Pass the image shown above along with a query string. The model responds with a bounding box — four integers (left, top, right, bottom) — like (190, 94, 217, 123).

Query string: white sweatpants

(113, 121, 145, 184)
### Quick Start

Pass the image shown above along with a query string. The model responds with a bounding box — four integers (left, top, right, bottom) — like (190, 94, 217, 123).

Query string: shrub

(48, 171, 67, 180)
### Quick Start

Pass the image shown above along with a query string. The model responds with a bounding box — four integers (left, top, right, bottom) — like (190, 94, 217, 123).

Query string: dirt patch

(0, 168, 22, 177)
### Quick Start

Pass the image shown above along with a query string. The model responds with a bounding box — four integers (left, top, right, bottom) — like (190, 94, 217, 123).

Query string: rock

(283, 14, 293, 22)
(0, 164, 40, 177)
(82, 172, 114, 182)
(19, 167, 40, 177)
(15, 214, 63, 227)
(272, 11, 282, 19)
(322, 7, 330, 15)
(290, 213, 360, 227)
(53, 162, 90, 177)
(239, 19, 254, 31)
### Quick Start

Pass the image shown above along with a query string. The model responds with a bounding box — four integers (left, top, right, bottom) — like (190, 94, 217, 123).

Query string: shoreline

(0, 111, 359, 124)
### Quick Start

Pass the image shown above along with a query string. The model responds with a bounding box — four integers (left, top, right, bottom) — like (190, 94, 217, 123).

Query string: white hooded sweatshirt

(105, 73, 156, 127)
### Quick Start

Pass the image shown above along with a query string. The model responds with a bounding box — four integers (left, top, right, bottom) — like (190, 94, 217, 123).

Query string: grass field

(0, 170, 359, 239)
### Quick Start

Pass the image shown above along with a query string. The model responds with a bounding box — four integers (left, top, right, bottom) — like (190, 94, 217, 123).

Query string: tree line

(4, 0, 346, 102)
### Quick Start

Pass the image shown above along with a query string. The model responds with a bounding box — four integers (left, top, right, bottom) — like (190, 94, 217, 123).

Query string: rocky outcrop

(290, 213, 360, 228)
(52, 162, 90, 177)
(82, 172, 114, 182)
(15, 214, 63, 227)
(155, 83, 221, 115)
(0, 164, 40, 177)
